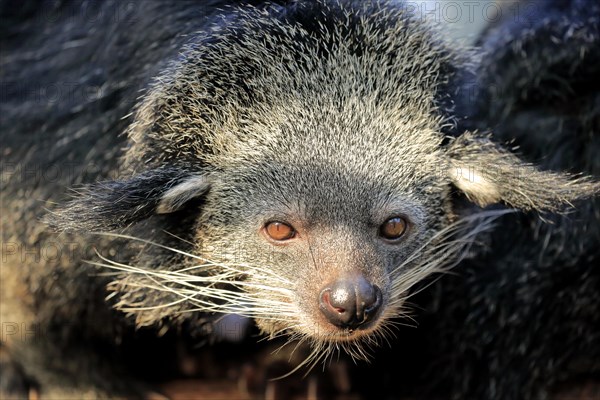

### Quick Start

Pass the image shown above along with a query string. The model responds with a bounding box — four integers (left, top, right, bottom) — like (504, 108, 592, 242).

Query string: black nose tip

(319, 275, 382, 329)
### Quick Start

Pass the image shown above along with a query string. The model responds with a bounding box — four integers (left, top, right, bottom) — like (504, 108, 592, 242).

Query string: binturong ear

(446, 132, 599, 212)
(46, 167, 211, 232)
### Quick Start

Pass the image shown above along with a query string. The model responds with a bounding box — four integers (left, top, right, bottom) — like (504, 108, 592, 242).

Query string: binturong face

(48, 1, 599, 370)
(186, 112, 459, 365)
(191, 149, 458, 365)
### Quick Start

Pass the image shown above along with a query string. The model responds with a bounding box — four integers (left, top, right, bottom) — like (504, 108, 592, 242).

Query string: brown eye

(265, 221, 296, 241)
(379, 217, 408, 241)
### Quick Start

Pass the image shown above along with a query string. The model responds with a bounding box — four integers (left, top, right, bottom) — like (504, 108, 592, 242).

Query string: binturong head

(48, 1, 600, 368)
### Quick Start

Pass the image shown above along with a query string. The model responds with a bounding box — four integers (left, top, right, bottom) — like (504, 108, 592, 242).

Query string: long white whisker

(85, 210, 511, 376)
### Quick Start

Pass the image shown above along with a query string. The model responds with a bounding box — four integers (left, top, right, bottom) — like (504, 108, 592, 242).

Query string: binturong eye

(264, 221, 296, 241)
(379, 216, 408, 241)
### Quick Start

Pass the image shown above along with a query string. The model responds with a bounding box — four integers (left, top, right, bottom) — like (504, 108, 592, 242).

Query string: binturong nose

(319, 274, 382, 329)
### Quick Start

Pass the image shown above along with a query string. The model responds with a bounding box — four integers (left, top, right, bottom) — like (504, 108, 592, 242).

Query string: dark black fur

(379, 1, 600, 398)
(1, 1, 269, 397)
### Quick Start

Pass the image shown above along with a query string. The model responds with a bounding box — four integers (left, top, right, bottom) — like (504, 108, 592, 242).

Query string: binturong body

(1, 0, 599, 399)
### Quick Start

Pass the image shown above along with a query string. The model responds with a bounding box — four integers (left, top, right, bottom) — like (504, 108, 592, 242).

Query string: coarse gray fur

(1, 0, 598, 398)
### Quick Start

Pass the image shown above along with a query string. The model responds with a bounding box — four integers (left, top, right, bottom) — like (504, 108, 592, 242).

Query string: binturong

(47, 0, 599, 369)
(2, 0, 598, 398)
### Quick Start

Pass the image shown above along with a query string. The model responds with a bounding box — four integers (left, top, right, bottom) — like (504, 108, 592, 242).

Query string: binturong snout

(319, 274, 383, 330)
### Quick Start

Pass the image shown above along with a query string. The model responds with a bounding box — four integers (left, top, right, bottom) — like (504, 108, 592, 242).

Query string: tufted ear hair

(46, 167, 212, 232)
(446, 132, 599, 212)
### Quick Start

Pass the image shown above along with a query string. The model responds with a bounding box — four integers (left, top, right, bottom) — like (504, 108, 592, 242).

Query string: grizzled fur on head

(50, 0, 599, 366)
